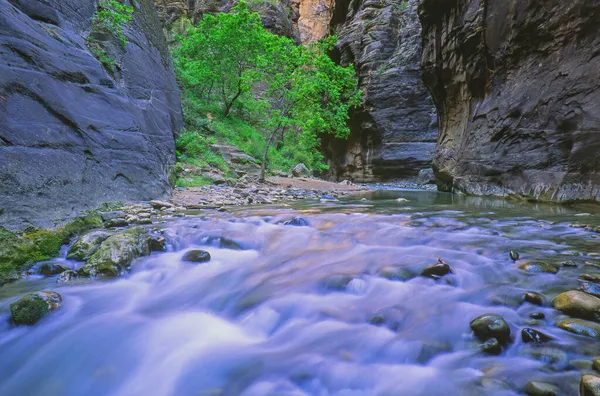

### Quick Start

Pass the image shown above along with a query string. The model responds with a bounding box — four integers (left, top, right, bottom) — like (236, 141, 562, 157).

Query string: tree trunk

(259, 127, 280, 183)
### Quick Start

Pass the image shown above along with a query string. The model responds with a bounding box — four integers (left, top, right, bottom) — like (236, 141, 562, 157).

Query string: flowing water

(1, 190, 600, 395)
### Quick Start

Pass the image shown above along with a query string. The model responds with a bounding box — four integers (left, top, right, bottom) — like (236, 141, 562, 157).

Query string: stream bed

(1, 189, 599, 395)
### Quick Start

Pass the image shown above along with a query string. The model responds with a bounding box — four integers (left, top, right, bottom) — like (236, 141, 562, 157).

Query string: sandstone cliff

(419, 0, 600, 201)
(323, 0, 437, 182)
(0, 0, 182, 228)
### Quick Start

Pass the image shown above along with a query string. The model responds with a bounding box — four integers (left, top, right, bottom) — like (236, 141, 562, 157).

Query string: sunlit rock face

(419, 0, 600, 201)
(0, 0, 182, 228)
(293, 0, 334, 43)
(322, 0, 437, 182)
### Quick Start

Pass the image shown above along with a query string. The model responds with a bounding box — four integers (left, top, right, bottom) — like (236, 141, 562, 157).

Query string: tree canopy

(172, 1, 362, 180)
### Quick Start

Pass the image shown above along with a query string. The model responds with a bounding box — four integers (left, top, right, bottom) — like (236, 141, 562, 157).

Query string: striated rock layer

(419, 0, 600, 201)
(0, 0, 182, 228)
(323, 0, 437, 182)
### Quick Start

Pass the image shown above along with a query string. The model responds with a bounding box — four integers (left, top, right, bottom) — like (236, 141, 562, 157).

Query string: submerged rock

(521, 328, 552, 344)
(581, 375, 600, 396)
(77, 228, 164, 277)
(10, 291, 62, 325)
(530, 312, 546, 320)
(421, 258, 453, 279)
(66, 231, 112, 261)
(552, 291, 600, 322)
(201, 236, 244, 250)
(279, 217, 310, 227)
(182, 250, 211, 263)
(479, 337, 502, 355)
(509, 250, 520, 262)
(556, 319, 600, 339)
(518, 261, 559, 274)
(470, 314, 511, 345)
(524, 381, 560, 396)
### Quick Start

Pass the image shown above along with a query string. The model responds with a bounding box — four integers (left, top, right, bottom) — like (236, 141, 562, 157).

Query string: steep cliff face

(323, 0, 437, 182)
(419, 0, 600, 201)
(155, 0, 300, 43)
(0, 0, 182, 228)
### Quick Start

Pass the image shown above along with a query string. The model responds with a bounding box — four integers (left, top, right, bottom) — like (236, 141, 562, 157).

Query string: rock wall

(155, 0, 300, 44)
(0, 0, 182, 228)
(419, 0, 600, 201)
(323, 0, 437, 182)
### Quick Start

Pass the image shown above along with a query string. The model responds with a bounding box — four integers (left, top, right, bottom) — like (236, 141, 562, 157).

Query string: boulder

(37, 262, 69, 276)
(470, 313, 511, 344)
(524, 381, 560, 396)
(292, 163, 310, 178)
(10, 291, 62, 325)
(581, 375, 600, 396)
(66, 231, 112, 261)
(78, 228, 164, 277)
(556, 319, 600, 339)
(182, 249, 211, 263)
(552, 291, 600, 322)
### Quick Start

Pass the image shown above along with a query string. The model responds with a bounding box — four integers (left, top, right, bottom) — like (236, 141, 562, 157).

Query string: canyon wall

(0, 0, 182, 228)
(419, 0, 600, 201)
(323, 0, 437, 182)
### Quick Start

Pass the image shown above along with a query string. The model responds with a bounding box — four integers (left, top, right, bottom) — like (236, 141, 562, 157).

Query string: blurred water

(1, 190, 599, 395)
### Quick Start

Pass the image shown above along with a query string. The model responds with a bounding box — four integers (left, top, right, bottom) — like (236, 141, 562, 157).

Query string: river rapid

(1, 189, 599, 395)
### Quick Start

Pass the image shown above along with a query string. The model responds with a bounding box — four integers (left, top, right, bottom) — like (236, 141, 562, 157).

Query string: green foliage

(92, 0, 134, 47)
(0, 212, 103, 284)
(87, 40, 116, 76)
(172, 1, 361, 179)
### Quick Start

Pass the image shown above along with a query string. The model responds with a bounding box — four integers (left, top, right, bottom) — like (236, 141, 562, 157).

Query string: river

(0, 189, 599, 395)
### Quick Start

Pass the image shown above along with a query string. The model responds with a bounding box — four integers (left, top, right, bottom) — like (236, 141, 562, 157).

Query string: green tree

(173, 1, 361, 180)
(173, 2, 270, 116)
(92, 0, 134, 47)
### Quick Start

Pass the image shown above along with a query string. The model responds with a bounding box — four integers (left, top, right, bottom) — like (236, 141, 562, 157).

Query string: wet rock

(581, 274, 600, 283)
(556, 319, 600, 339)
(530, 312, 546, 320)
(10, 291, 62, 325)
(100, 211, 127, 221)
(552, 291, 600, 322)
(524, 381, 560, 396)
(523, 292, 544, 306)
(581, 282, 600, 298)
(37, 262, 69, 276)
(421, 257, 453, 279)
(581, 375, 600, 396)
(521, 328, 552, 344)
(510, 250, 520, 261)
(470, 313, 511, 344)
(292, 163, 310, 178)
(279, 217, 310, 227)
(182, 250, 211, 263)
(66, 231, 112, 261)
(56, 270, 78, 284)
(377, 266, 413, 281)
(523, 347, 569, 370)
(78, 228, 163, 277)
(479, 337, 502, 355)
(150, 200, 174, 209)
(559, 260, 578, 268)
(518, 261, 559, 274)
(593, 356, 600, 372)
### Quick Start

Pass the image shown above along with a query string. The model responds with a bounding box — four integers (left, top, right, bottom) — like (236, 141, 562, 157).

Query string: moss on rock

(10, 291, 62, 325)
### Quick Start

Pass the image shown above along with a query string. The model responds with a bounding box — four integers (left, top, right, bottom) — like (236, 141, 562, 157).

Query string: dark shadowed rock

(0, 0, 182, 229)
(419, 0, 600, 201)
(521, 328, 552, 344)
(182, 249, 211, 263)
(10, 291, 62, 325)
(523, 292, 544, 306)
(37, 262, 69, 277)
(421, 257, 452, 278)
(530, 312, 545, 320)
